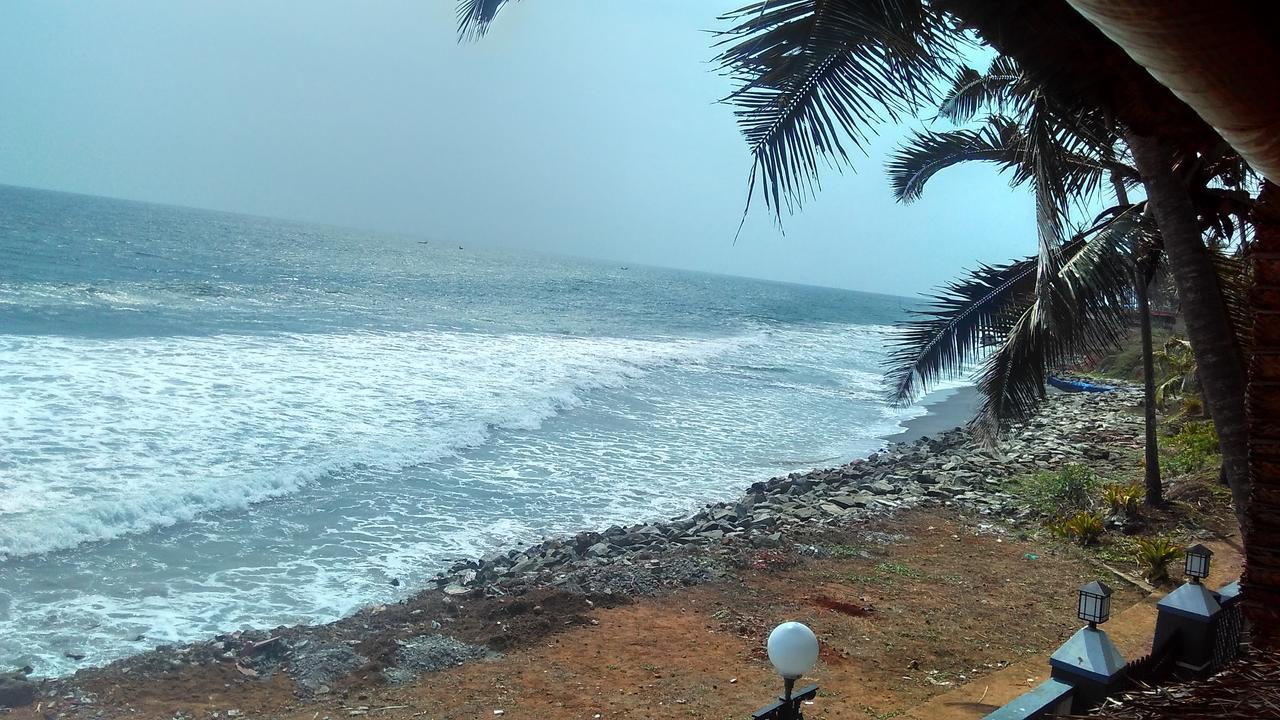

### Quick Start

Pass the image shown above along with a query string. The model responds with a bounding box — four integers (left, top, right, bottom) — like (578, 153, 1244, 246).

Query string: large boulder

(0, 671, 35, 708)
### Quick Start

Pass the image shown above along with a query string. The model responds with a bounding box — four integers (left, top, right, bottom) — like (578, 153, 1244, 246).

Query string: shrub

(1166, 421, 1220, 474)
(1102, 482, 1143, 515)
(1018, 464, 1101, 518)
(1135, 537, 1184, 584)
(1056, 511, 1106, 546)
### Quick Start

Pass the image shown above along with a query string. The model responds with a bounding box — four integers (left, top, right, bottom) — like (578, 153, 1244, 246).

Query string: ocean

(0, 184, 948, 676)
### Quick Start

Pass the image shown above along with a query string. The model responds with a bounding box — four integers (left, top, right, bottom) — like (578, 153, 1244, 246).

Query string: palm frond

(457, 0, 516, 41)
(969, 209, 1149, 438)
(885, 257, 1037, 406)
(886, 117, 1022, 202)
(935, 58, 1021, 123)
(715, 0, 961, 216)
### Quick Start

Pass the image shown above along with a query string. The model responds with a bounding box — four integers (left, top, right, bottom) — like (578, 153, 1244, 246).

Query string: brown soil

(13, 507, 1205, 720)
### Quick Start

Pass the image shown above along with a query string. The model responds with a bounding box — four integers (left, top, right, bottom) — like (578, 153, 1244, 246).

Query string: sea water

(0, 184, 946, 675)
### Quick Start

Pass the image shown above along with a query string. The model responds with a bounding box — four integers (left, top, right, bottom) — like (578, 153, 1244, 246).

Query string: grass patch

(875, 562, 921, 578)
(1163, 420, 1220, 474)
(1007, 464, 1101, 519)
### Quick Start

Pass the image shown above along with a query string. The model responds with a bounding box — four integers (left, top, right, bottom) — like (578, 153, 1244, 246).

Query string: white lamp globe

(767, 622, 819, 679)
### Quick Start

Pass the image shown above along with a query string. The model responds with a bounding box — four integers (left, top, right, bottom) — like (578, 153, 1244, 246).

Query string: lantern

(1077, 580, 1113, 628)
(1185, 543, 1213, 582)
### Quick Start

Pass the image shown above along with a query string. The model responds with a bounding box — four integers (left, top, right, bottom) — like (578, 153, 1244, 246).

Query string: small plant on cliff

(1165, 421, 1220, 474)
(1135, 536, 1184, 584)
(1018, 464, 1101, 518)
(1054, 511, 1106, 546)
(1102, 482, 1143, 515)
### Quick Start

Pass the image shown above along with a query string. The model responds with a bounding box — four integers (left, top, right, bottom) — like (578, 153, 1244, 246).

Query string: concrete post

(1151, 579, 1222, 678)
(1048, 625, 1127, 712)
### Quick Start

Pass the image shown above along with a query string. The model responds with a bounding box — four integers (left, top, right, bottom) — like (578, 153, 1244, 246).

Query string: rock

(0, 672, 34, 709)
(585, 542, 615, 558)
(290, 643, 367, 693)
(827, 494, 869, 509)
(750, 533, 783, 548)
(790, 507, 820, 521)
(509, 557, 541, 574)
(865, 480, 896, 495)
(384, 635, 488, 685)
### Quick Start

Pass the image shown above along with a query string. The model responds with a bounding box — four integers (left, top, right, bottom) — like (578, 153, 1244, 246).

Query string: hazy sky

(0, 1, 1038, 295)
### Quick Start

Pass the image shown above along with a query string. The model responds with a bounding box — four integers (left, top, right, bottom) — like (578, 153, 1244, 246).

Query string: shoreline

(883, 385, 984, 445)
(9, 385, 1152, 717)
(12, 383, 983, 680)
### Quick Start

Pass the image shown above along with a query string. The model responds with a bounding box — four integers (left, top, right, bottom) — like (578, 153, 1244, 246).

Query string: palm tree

(881, 57, 1166, 504)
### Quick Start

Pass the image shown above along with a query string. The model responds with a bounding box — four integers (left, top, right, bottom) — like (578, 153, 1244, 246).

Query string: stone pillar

(1049, 625, 1127, 712)
(1151, 579, 1223, 678)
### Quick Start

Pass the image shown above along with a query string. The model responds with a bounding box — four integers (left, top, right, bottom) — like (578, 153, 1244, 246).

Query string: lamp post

(1050, 580, 1126, 712)
(1076, 580, 1113, 629)
(752, 622, 819, 720)
(1184, 543, 1213, 583)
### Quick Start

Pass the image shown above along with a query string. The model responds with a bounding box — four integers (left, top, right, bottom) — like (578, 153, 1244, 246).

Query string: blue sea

(0, 184, 952, 676)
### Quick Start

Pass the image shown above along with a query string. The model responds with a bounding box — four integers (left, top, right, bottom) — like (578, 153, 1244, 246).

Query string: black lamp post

(1185, 543, 1213, 583)
(752, 622, 819, 720)
(1076, 580, 1113, 629)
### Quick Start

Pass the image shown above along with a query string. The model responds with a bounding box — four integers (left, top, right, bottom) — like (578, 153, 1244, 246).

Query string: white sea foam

(0, 329, 750, 558)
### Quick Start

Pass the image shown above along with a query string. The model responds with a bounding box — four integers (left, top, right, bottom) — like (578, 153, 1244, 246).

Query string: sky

(0, 0, 1038, 296)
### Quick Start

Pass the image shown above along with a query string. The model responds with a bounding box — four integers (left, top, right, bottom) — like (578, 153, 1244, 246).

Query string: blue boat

(1048, 376, 1117, 393)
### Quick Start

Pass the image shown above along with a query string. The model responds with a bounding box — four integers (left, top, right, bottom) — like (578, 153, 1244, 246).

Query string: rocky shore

(9, 387, 1145, 715)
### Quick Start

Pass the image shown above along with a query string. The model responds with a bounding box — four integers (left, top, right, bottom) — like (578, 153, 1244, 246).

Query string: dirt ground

(13, 507, 1226, 720)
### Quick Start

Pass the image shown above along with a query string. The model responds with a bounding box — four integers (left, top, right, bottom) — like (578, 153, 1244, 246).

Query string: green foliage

(1014, 464, 1101, 518)
(1134, 537, 1184, 584)
(1165, 421, 1220, 474)
(1053, 511, 1105, 546)
(1102, 482, 1143, 514)
(874, 562, 920, 578)
(1154, 336, 1197, 409)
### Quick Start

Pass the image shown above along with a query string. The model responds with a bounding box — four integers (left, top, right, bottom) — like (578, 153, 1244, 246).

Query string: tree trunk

(1136, 259, 1162, 505)
(1110, 169, 1163, 504)
(1246, 180, 1280, 646)
(1128, 132, 1250, 531)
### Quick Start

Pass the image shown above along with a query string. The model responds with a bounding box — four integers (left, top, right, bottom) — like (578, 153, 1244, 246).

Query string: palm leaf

(969, 209, 1149, 438)
(886, 117, 1023, 202)
(715, 0, 961, 216)
(885, 257, 1037, 406)
(458, 0, 516, 40)
(935, 56, 1022, 123)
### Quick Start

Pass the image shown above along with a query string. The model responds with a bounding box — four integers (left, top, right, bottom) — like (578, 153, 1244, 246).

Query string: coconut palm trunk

(1109, 169, 1162, 504)
(1128, 132, 1250, 531)
(1134, 259, 1162, 504)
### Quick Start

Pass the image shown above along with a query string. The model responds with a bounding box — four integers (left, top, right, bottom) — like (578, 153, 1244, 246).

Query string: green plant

(1057, 511, 1105, 546)
(1102, 482, 1143, 514)
(1135, 537, 1184, 584)
(875, 562, 920, 578)
(1015, 464, 1101, 518)
(1165, 421, 1220, 473)
(1154, 336, 1198, 409)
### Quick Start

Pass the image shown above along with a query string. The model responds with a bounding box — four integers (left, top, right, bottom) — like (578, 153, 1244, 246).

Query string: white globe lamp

(754, 622, 820, 719)
(767, 621, 819, 679)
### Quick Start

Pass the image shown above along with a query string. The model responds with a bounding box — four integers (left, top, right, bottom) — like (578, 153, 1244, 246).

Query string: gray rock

(383, 635, 488, 685)
(751, 532, 783, 548)
(827, 494, 869, 509)
(585, 542, 615, 558)
(290, 643, 367, 693)
(866, 480, 896, 495)
(0, 672, 34, 709)
(791, 507, 820, 521)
